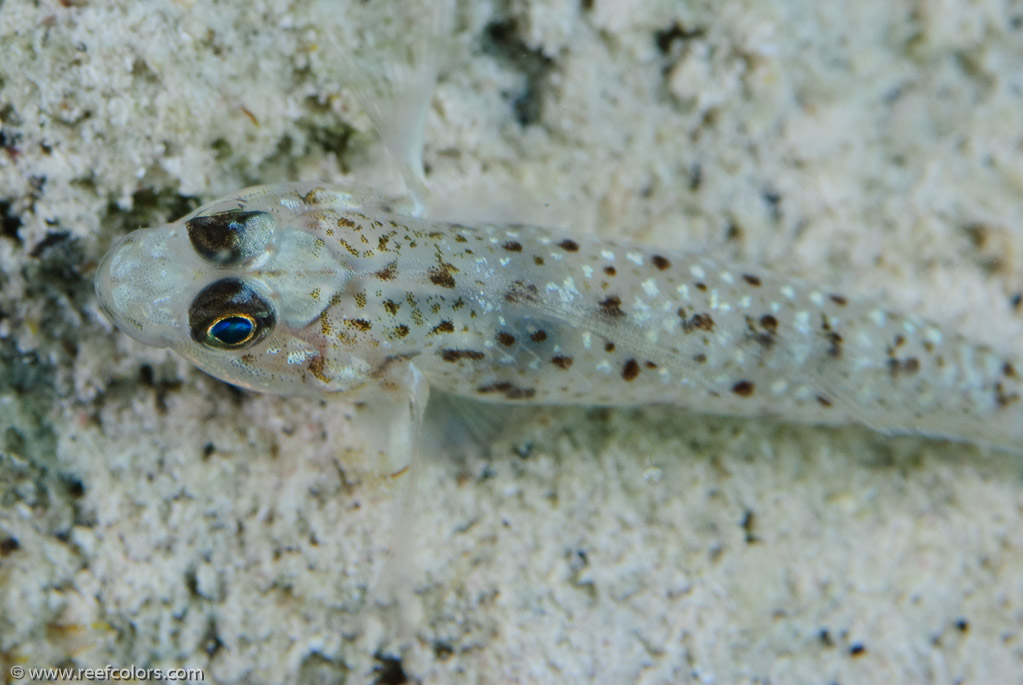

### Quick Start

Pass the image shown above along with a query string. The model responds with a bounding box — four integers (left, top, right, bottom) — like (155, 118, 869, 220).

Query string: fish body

(95, 182, 1023, 451)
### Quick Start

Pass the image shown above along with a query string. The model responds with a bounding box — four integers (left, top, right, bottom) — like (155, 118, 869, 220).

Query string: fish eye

(189, 278, 275, 350)
(207, 314, 257, 348)
(186, 210, 273, 266)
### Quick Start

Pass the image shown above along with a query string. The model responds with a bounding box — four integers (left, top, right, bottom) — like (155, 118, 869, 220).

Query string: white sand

(1, 0, 1021, 682)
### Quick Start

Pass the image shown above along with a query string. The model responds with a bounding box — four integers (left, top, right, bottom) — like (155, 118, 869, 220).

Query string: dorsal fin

(322, 0, 455, 216)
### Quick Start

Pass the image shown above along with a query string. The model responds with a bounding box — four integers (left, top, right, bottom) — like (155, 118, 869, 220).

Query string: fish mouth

(94, 227, 200, 347)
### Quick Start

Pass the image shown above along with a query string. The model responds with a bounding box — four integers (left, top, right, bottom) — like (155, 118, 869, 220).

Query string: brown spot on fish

(338, 239, 360, 257)
(599, 295, 625, 318)
(375, 262, 397, 280)
(995, 382, 1019, 408)
(497, 332, 516, 347)
(383, 299, 401, 316)
(430, 320, 455, 335)
(651, 255, 671, 270)
(551, 356, 573, 369)
(503, 240, 523, 252)
(829, 293, 848, 306)
(345, 318, 372, 331)
(558, 239, 579, 252)
(745, 315, 776, 349)
(308, 355, 329, 383)
(370, 353, 420, 380)
(826, 331, 843, 358)
(428, 266, 456, 289)
(742, 273, 762, 286)
(732, 380, 755, 397)
(682, 312, 714, 333)
(888, 356, 920, 377)
(622, 359, 640, 381)
(477, 382, 536, 400)
(530, 329, 548, 343)
(603, 265, 617, 276)
(505, 280, 540, 304)
(440, 349, 485, 362)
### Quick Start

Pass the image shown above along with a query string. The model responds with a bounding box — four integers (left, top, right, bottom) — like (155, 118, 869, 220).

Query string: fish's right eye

(186, 210, 273, 266)
(189, 278, 275, 351)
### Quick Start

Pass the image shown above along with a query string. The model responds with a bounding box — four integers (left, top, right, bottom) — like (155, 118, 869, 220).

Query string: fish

(94, 0, 1023, 454)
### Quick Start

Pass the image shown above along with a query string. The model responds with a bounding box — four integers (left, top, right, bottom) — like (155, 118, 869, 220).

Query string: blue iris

(209, 316, 255, 346)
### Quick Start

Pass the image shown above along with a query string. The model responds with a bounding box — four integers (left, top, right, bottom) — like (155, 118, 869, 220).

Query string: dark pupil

(209, 316, 254, 346)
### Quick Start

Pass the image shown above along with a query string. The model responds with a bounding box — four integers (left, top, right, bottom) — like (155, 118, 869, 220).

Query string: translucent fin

(376, 364, 429, 642)
(321, 0, 454, 216)
(423, 390, 524, 459)
(351, 362, 430, 644)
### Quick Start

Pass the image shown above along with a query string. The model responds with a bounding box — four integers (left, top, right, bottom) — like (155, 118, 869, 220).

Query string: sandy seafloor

(2, 0, 1023, 683)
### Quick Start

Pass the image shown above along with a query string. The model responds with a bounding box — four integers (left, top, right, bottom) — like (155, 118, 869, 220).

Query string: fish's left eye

(189, 278, 275, 351)
(186, 210, 274, 266)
